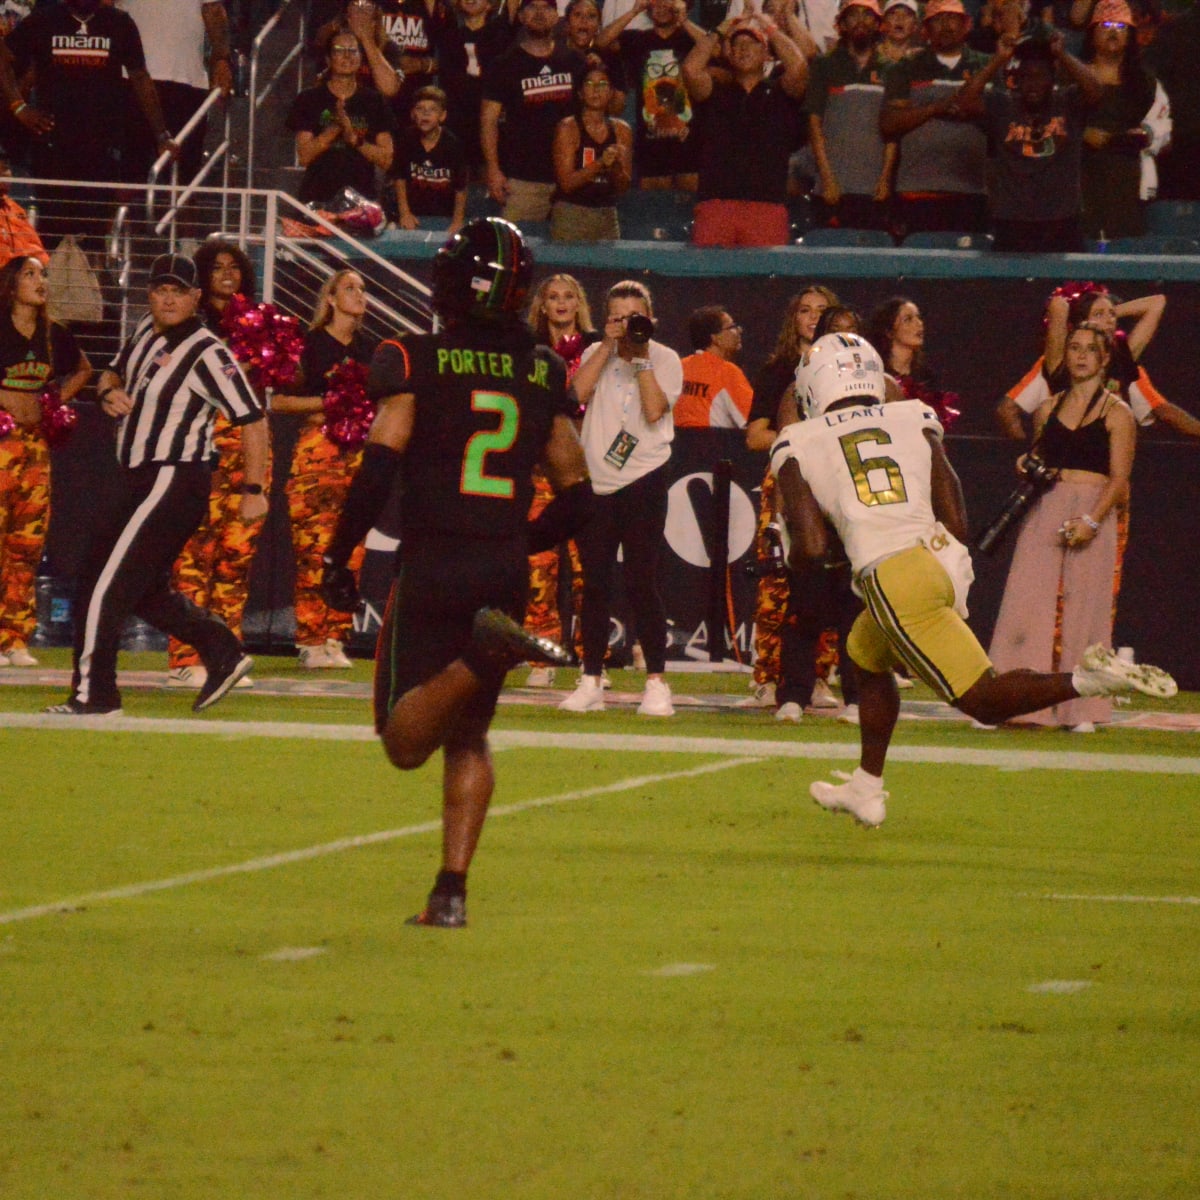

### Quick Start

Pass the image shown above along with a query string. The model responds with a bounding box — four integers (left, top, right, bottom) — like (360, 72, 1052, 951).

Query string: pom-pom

(321, 358, 375, 449)
(898, 376, 961, 433)
(39, 381, 76, 446)
(0, 408, 14, 438)
(220, 294, 304, 391)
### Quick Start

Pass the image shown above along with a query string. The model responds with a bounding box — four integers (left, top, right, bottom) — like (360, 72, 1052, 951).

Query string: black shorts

(373, 539, 528, 733)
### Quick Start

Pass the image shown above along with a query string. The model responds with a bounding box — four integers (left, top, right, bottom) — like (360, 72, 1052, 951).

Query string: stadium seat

(1145, 200, 1200, 237)
(799, 227, 894, 248)
(903, 230, 993, 250)
(1095, 234, 1200, 255)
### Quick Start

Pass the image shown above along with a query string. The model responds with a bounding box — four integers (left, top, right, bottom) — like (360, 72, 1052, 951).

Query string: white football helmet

(794, 333, 887, 420)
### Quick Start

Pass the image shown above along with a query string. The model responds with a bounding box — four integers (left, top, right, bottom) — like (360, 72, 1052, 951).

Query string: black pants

(576, 463, 670, 676)
(777, 562, 861, 708)
(71, 463, 242, 708)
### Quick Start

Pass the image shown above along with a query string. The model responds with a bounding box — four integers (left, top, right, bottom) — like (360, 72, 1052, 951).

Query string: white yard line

(1040, 893, 1200, 906)
(0, 757, 758, 927)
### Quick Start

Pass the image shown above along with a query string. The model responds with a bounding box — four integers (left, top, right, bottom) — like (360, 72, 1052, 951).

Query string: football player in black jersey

(322, 218, 592, 927)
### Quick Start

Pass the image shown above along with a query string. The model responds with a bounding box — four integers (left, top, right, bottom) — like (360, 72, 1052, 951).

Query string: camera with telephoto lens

(973, 453, 1060, 555)
(623, 313, 654, 346)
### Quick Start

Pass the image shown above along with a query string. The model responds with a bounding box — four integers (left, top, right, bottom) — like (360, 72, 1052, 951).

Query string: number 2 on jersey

(839, 427, 908, 507)
(461, 391, 520, 498)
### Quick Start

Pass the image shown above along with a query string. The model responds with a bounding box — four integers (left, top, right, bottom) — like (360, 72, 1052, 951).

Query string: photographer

(987, 321, 1136, 732)
(559, 279, 683, 717)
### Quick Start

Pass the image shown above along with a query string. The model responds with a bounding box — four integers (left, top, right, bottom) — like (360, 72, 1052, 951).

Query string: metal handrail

(246, 0, 306, 192)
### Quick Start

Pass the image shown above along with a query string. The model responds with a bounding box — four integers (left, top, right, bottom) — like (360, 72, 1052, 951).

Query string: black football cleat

(193, 654, 254, 713)
(471, 608, 572, 671)
(405, 893, 467, 928)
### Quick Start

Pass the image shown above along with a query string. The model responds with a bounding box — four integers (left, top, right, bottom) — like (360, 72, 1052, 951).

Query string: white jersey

(771, 400, 944, 575)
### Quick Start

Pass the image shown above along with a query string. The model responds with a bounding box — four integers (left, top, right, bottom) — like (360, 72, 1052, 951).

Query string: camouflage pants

(0, 428, 49, 653)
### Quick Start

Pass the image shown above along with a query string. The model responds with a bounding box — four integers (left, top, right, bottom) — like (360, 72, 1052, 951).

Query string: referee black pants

(71, 463, 242, 709)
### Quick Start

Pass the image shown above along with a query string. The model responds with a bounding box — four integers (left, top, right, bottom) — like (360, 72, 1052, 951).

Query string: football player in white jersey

(771, 333, 1177, 828)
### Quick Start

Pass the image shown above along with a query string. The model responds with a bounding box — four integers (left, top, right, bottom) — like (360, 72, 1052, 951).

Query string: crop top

(1039, 410, 1111, 474)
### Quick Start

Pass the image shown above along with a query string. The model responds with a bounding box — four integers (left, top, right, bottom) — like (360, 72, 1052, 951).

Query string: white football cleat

(1072, 644, 1177, 699)
(810, 768, 888, 828)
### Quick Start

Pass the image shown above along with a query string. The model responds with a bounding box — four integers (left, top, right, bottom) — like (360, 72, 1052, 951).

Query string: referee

(46, 253, 268, 716)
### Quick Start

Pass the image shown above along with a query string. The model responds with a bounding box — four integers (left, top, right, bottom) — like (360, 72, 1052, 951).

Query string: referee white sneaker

(559, 674, 605, 712)
(1072, 644, 1177, 699)
(810, 768, 888, 828)
(193, 654, 254, 713)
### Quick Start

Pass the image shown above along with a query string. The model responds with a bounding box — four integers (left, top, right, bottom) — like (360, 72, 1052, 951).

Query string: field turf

(1, 656, 1197, 1198)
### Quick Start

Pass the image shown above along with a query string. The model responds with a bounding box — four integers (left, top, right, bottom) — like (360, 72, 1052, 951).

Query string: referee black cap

(149, 253, 198, 289)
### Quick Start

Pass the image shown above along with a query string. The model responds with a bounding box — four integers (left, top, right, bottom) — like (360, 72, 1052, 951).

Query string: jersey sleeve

(49, 322, 83, 377)
(769, 421, 802, 479)
(198, 342, 264, 425)
(541, 346, 572, 420)
(368, 337, 415, 400)
(115, 10, 148, 74)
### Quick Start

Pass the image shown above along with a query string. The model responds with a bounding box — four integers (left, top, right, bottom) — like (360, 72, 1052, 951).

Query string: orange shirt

(675, 350, 754, 429)
(0, 196, 48, 269)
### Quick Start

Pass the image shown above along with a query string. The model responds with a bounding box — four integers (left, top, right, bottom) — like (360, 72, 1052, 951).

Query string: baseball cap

(923, 0, 970, 20)
(838, 0, 883, 19)
(883, 0, 919, 14)
(148, 253, 198, 289)
(728, 18, 770, 44)
(1090, 0, 1133, 23)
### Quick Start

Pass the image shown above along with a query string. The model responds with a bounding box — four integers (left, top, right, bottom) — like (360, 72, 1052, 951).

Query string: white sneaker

(630, 642, 646, 671)
(600, 667, 612, 689)
(167, 665, 208, 689)
(525, 665, 556, 687)
(6, 646, 37, 666)
(298, 643, 331, 669)
(235, 673, 254, 690)
(775, 701, 803, 723)
(324, 638, 353, 668)
(810, 679, 840, 708)
(736, 682, 776, 709)
(837, 703, 860, 726)
(559, 674, 605, 712)
(1069, 721, 1096, 733)
(894, 671, 914, 689)
(810, 768, 888, 828)
(970, 719, 997, 731)
(637, 677, 674, 717)
(1072, 643, 1177, 699)
(0, 650, 9, 666)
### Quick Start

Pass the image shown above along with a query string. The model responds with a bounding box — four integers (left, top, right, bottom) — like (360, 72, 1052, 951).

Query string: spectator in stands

(675, 305, 753, 429)
(561, 0, 626, 113)
(164, 239, 268, 692)
(391, 85, 468, 232)
(442, 0, 515, 177)
(1078, 0, 1157, 241)
(271, 269, 376, 670)
(551, 58, 632, 241)
(0, 0, 176, 240)
(481, 0, 581, 222)
(0, 145, 45, 268)
(0, 254, 90, 668)
(878, 0, 922, 63)
(1145, 4, 1200, 201)
(880, 0, 990, 237)
(559, 279, 683, 717)
(806, 0, 895, 231)
(117, 0, 234, 188)
(286, 29, 395, 206)
(968, 0, 1050, 55)
(595, 0, 707, 191)
(682, 14, 808, 247)
(956, 32, 1102, 252)
(308, 1, 406, 96)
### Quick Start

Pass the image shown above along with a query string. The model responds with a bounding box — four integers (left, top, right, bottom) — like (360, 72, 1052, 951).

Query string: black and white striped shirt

(109, 314, 263, 468)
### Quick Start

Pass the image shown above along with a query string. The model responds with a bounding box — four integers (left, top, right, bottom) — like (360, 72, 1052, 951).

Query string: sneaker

(736, 682, 776, 709)
(166, 665, 207, 689)
(1072, 643, 1177, 699)
(837, 703, 860, 726)
(323, 638, 353, 668)
(600, 667, 612, 689)
(43, 699, 122, 717)
(525, 665, 556, 687)
(235, 673, 254, 690)
(193, 654, 254, 713)
(471, 608, 571, 672)
(810, 768, 888, 828)
(894, 672, 915, 690)
(630, 642, 646, 671)
(970, 719, 997, 731)
(6, 646, 37, 667)
(810, 679, 840, 708)
(638, 677, 675, 717)
(0, 650, 8, 666)
(1069, 721, 1096, 733)
(298, 643, 330, 669)
(405, 892, 466, 928)
(559, 674, 605, 713)
(775, 701, 803, 723)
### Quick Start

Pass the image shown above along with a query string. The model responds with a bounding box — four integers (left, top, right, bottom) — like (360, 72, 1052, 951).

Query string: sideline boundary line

(3, 711, 1198, 774)
(0, 757, 758, 927)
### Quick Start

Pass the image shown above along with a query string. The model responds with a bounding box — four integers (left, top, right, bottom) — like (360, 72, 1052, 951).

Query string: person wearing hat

(879, 0, 921, 63)
(682, 12, 809, 245)
(880, 0, 991, 235)
(806, 0, 896, 231)
(44, 253, 268, 716)
(953, 31, 1103, 251)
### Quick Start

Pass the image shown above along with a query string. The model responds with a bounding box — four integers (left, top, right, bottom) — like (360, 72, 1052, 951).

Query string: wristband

(631, 358, 653, 374)
(1081, 513, 1099, 532)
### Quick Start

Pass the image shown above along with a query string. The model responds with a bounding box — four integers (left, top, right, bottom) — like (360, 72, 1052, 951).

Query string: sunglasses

(1098, 19, 1129, 28)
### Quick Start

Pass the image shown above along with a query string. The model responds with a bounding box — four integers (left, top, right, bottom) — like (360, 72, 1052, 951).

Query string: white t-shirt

(771, 399, 944, 574)
(579, 338, 683, 495)
(118, 0, 211, 89)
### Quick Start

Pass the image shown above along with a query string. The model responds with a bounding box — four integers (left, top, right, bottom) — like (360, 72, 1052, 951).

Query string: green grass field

(1, 655, 1198, 1198)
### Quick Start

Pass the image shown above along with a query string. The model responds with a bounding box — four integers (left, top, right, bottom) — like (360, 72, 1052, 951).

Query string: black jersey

(369, 323, 570, 543)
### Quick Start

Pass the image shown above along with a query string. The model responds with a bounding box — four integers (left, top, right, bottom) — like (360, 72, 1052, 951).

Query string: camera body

(973, 453, 1060, 556)
(623, 313, 654, 346)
